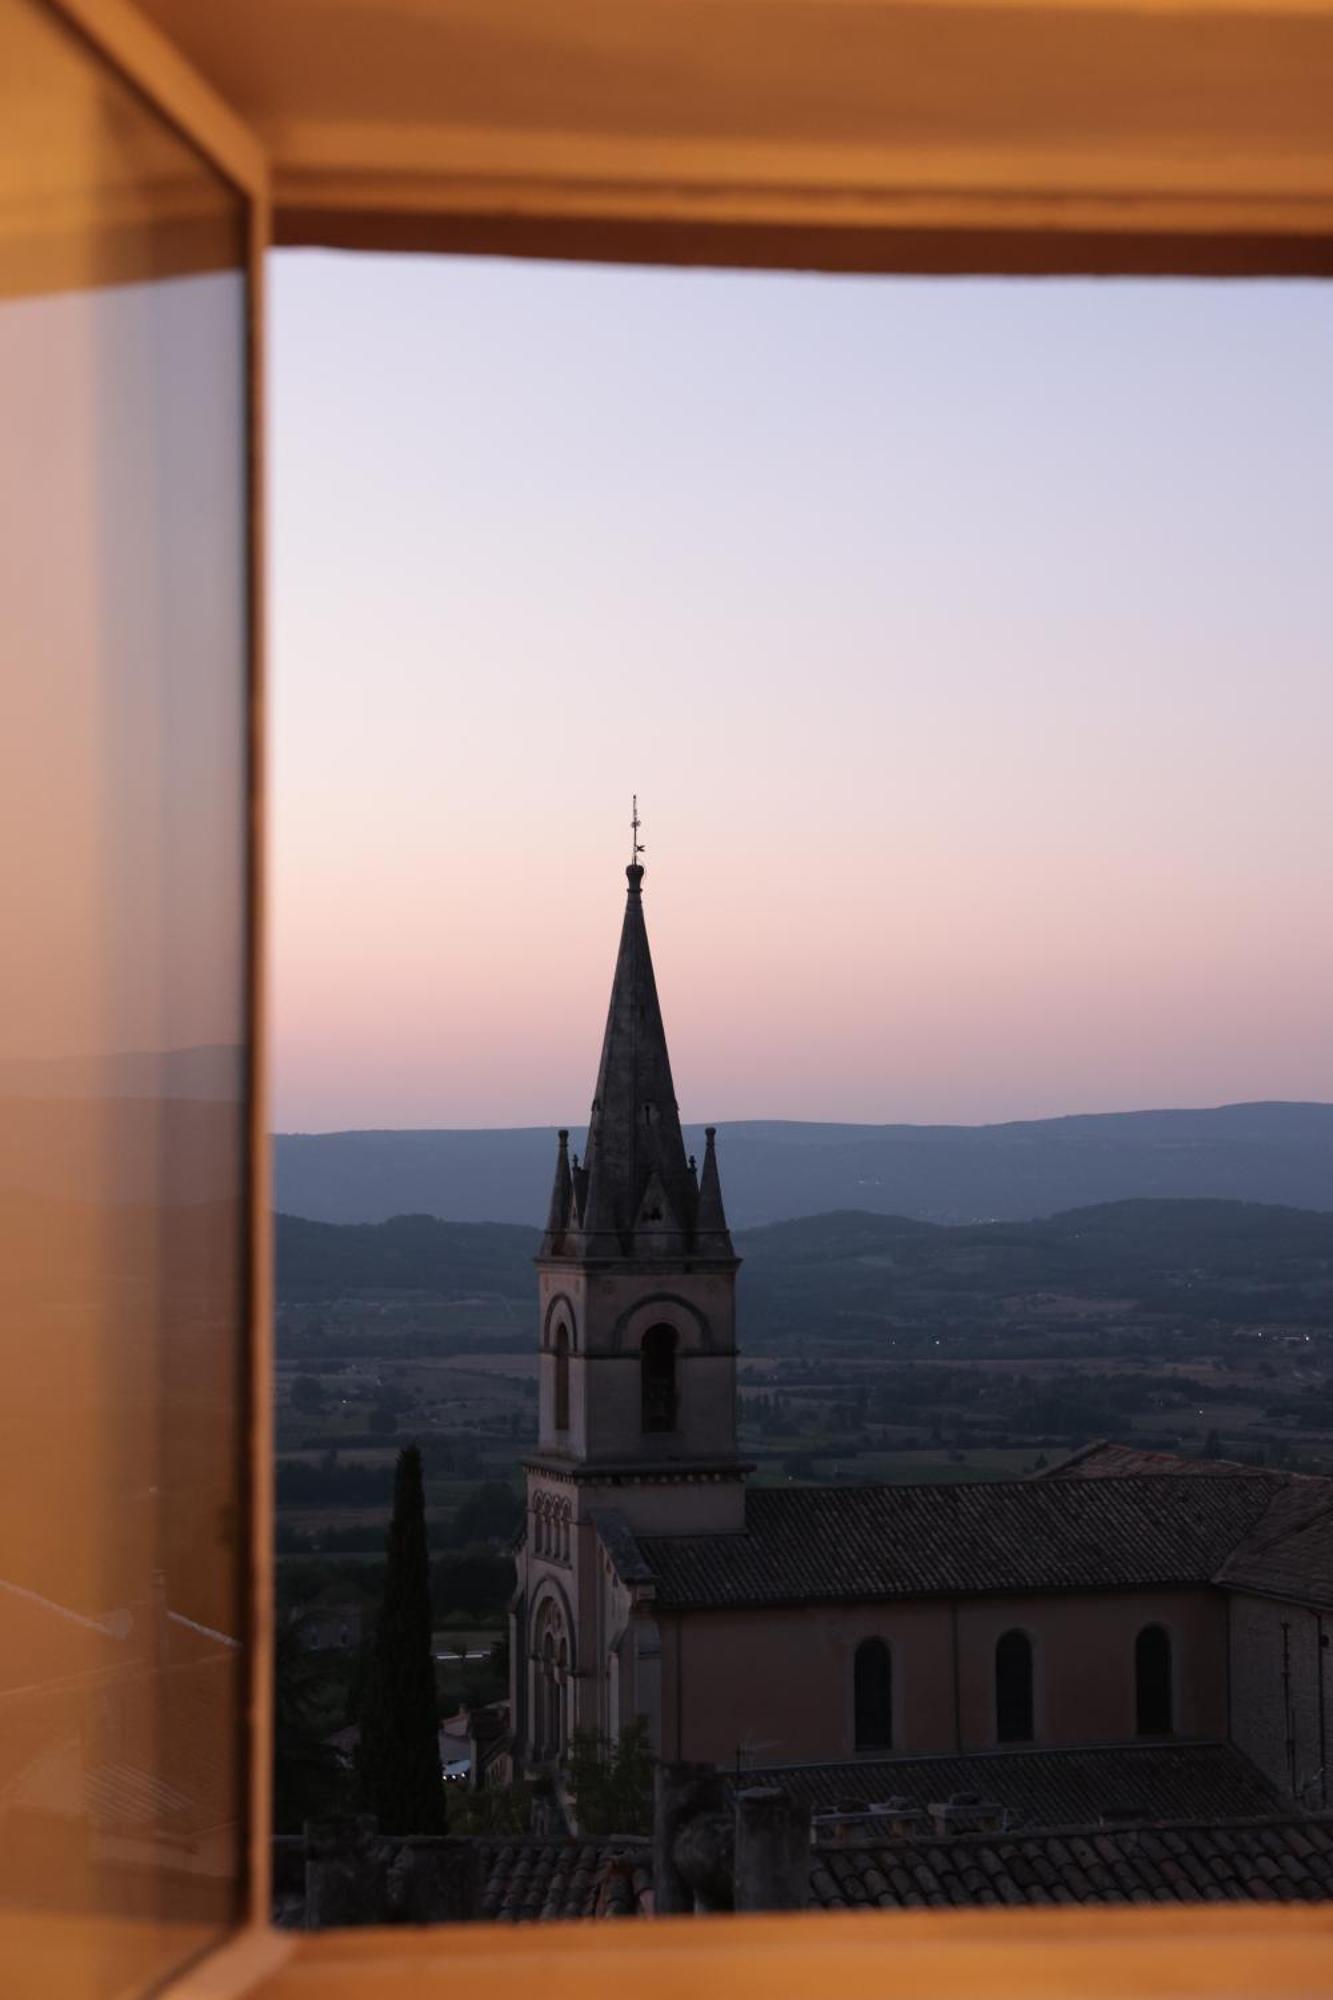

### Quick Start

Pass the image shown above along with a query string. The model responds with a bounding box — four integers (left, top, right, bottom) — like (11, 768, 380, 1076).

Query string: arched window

(553, 1324, 570, 1433)
(853, 1637, 893, 1751)
(534, 1599, 572, 1761)
(558, 1500, 571, 1563)
(641, 1324, 678, 1433)
(995, 1629, 1034, 1743)
(1136, 1623, 1173, 1735)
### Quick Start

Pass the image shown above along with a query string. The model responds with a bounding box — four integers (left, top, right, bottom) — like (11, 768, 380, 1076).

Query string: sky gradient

(271, 255, 1333, 1133)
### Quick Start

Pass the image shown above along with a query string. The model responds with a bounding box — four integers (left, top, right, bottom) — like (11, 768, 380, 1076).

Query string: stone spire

(538, 835, 740, 1264)
(572, 857, 701, 1259)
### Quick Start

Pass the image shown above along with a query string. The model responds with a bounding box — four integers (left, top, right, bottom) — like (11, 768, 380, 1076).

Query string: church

(508, 853, 1333, 1807)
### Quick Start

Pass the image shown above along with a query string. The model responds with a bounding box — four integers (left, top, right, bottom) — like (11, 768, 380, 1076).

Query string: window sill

(169, 1906, 1333, 2000)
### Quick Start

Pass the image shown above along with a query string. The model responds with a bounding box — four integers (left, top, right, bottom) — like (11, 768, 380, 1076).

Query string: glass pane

(0, 0, 250, 1987)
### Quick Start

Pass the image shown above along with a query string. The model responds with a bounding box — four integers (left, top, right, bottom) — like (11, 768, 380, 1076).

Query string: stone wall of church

(1229, 1592, 1332, 1806)
(954, 1589, 1227, 1749)
(659, 1586, 1228, 1768)
(572, 1351, 738, 1463)
(574, 1474, 747, 1538)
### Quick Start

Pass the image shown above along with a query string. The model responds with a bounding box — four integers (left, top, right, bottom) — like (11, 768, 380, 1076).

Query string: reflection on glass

(0, 0, 250, 1986)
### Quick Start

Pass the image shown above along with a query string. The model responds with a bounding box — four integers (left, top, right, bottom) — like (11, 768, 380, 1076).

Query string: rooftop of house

(610, 1471, 1330, 1610)
(416, 1812, 1333, 1922)
(741, 1741, 1287, 1825)
(474, 1836, 652, 1923)
(808, 1813, 1333, 1911)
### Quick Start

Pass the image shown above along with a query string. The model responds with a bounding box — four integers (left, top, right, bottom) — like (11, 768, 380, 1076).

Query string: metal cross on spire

(630, 794, 645, 866)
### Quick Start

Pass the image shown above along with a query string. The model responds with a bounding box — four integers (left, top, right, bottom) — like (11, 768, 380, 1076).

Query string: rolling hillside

(275, 1198, 1333, 1351)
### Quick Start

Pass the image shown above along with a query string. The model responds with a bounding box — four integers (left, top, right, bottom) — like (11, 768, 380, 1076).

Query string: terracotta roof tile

(1044, 1445, 1333, 1611)
(1219, 1494, 1333, 1608)
(460, 1796, 1333, 1925)
(809, 1816, 1333, 1913)
(474, 1836, 652, 1922)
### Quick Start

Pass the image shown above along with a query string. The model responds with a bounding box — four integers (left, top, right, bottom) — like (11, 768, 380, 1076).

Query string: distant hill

(276, 1211, 538, 1301)
(735, 1198, 1333, 1344)
(275, 1198, 1333, 1349)
(273, 1102, 1333, 1230)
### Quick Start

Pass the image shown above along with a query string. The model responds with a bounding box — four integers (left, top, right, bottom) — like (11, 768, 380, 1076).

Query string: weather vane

(631, 793, 645, 866)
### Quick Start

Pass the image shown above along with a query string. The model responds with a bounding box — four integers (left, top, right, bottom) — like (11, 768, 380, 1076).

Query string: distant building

(508, 860, 1333, 1809)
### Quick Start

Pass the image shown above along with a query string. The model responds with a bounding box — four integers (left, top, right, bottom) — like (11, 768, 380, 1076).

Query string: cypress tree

(356, 1444, 444, 1832)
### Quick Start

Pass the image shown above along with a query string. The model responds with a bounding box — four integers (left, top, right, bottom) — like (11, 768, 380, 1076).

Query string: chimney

(304, 1814, 388, 1927)
(812, 1797, 866, 1847)
(734, 1787, 810, 1912)
(812, 1796, 927, 1845)
(866, 1796, 928, 1838)
(653, 1761, 729, 1915)
(926, 1792, 1008, 1837)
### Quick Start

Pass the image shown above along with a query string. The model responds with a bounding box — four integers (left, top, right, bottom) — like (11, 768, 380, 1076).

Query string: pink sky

(270, 256, 1333, 1132)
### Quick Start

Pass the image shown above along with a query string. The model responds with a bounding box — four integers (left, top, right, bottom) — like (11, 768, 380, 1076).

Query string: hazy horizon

(272, 255, 1333, 1132)
(271, 1097, 1333, 1139)
(9, 1037, 1332, 1135)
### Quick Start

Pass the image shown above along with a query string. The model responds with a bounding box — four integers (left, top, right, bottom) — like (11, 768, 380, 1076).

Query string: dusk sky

(271, 255, 1332, 1134)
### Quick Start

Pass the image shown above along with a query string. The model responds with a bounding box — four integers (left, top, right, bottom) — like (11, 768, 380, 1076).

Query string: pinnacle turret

(693, 1126, 733, 1257)
(539, 1129, 573, 1255)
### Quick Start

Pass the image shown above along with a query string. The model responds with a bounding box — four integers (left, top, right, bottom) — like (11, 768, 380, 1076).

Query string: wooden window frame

(31, 0, 1333, 1993)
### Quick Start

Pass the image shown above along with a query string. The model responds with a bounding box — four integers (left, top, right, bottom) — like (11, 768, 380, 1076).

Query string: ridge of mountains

(5, 1055, 1331, 1233)
(274, 1101, 1333, 1230)
(274, 1198, 1333, 1348)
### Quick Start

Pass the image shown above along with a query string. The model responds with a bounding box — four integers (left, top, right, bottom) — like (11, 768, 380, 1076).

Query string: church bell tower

(511, 828, 744, 1766)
